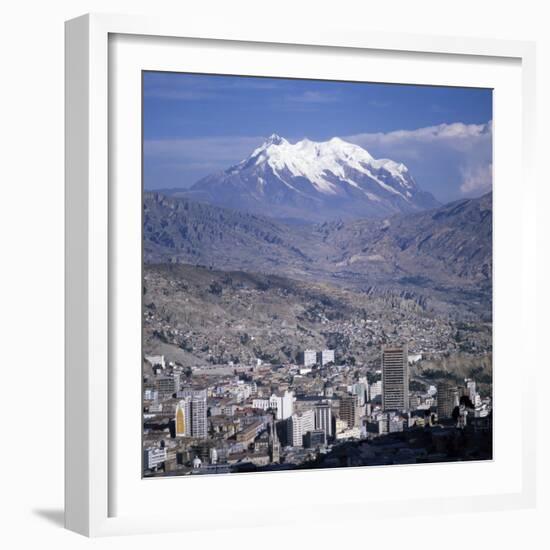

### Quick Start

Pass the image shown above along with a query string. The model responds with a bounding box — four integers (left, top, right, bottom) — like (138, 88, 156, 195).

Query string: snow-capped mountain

(181, 134, 439, 222)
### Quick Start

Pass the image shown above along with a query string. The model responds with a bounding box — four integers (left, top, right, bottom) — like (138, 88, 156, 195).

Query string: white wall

(0, 0, 548, 547)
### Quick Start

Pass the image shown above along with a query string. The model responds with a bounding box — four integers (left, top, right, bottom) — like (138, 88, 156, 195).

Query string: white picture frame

(65, 12, 537, 537)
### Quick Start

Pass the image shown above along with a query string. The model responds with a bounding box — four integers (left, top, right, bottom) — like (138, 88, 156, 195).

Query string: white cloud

(460, 163, 493, 195)
(345, 121, 492, 199)
(144, 123, 493, 201)
(347, 121, 491, 149)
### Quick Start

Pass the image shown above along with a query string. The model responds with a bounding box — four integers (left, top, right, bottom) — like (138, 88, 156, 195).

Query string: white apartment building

(370, 380, 382, 399)
(176, 389, 208, 438)
(269, 390, 294, 420)
(144, 446, 167, 470)
(318, 349, 335, 366)
(303, 349, 318, 367)
(288, 409, 315, 447)
(252, 398, 271, 411)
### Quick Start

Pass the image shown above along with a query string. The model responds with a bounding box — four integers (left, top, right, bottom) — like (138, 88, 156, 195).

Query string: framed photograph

(65, 13, 537, 536)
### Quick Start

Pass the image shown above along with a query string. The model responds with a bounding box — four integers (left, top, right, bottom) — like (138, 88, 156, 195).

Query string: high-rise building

(339, 395, 358, 428)
(178, 389, 208, 438)
(370, 380, 382, 400)
(269, 390, 294, 420)
(175, 399, 190, 437)
(317, 349, 335, 366)
(156, 375, 176, 399)
(352, 382, 368, 406)
(437, 382, 459, 420)
(287, 409, 315, 447)
(302, 349, 318, 367)
(314, 402, 333, 438)
(190, 390, 208, 439)
(382, 345, 409, 411)
(269, 416, 280, 463)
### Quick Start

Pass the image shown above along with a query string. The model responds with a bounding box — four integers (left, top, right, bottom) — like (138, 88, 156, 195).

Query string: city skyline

(143, 343, 492, 477)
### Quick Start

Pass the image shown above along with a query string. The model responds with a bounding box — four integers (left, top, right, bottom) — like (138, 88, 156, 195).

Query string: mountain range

(166, 134, 440, 222)
(144, 191, 492, 319)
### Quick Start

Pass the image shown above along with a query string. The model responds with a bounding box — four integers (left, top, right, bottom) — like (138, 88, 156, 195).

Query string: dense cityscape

(143, 344, 492, 476)
(142, 74, 493, 478)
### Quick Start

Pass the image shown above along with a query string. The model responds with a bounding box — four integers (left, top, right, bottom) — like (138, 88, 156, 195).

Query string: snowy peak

(265, 133, 287, 146)
(247, 135, 412, 197)
(251, 133, 288, 152)
(188, 134, 439, 222)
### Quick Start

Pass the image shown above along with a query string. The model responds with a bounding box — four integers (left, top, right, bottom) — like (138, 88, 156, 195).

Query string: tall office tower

(287, 409, 315, 447)
(382, 345, 409, 411)
(190, 390, 208, 438)
(352, 382, 367, 407)
(175, 399, 190, 437)
(314, 402, 333, 438)
(269, 416, 280, 463)
(339, 395, 357, 428)
(437, 382, 459, 420)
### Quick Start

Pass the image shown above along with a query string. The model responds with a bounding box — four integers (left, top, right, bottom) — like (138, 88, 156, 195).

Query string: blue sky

(143, 72, 492, 203)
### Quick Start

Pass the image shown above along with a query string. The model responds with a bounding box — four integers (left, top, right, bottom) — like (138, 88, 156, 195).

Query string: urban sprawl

(143, 345, 492, 476)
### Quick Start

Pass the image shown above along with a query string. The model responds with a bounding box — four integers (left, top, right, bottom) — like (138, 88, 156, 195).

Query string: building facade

(144, 446, 167, 470)
(437, 381, 459, 420)
(339, 395, 358, 428)
(370, 380, 382, 400)
(317, 349, 335, 366)
(382, 345, 409, 411)
(190, 391, 208, 438)
(177, 389, 208, 438)
(269, 390, 294, 420)
(287, 409, 315, 447)
(352, 382, 368, 406)
(314, 402, 333, 438)
(302, 349, 318, 367)
(175, 399, 190, 437)
(304, 429, 326, 448)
